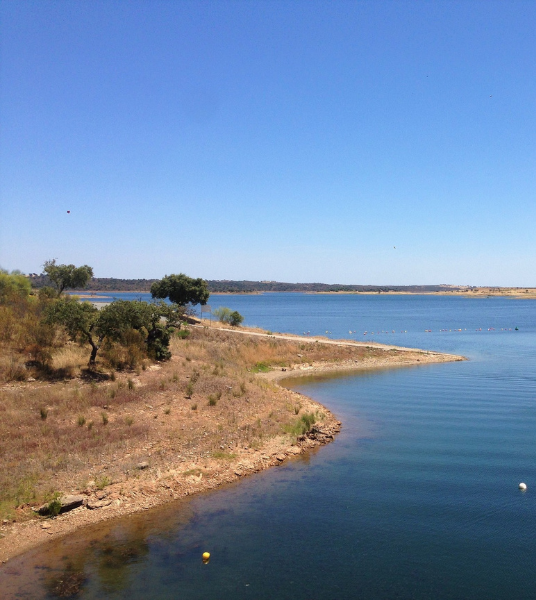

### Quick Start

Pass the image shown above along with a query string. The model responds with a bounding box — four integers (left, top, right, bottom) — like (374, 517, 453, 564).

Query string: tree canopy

(43, 259, 94, 295)
(150, 273, 209, 307)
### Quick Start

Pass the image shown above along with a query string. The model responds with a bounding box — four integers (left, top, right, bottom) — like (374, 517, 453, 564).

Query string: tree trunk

(88, 342, 98, 366)
(87, 334, 103, 367)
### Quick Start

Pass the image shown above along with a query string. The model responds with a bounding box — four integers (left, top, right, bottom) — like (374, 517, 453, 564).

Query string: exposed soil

(0, 325, 464, 563)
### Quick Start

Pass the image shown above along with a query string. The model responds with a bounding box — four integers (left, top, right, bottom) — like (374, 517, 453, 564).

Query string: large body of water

(3, 294, 536, 599)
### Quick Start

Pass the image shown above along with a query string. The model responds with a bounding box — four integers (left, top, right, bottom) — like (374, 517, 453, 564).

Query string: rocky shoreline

(0, 328, 464, 565)
(0, 386, 340, 564)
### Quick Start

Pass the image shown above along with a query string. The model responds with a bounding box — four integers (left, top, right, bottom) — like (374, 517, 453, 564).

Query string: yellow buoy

(202, 552, 210, 560)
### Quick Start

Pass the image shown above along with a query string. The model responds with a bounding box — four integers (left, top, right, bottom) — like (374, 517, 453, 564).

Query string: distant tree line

(28, 274, 456, 294)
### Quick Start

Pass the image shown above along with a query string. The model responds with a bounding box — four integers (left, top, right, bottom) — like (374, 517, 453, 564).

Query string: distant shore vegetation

(26, 274, 464, 294)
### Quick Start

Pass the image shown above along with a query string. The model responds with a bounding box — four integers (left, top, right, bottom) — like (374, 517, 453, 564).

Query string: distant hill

(28, 275, 457, 294)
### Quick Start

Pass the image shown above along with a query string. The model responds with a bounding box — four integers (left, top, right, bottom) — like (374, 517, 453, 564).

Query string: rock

(137, 461, 149, 470)
(87, 499, 113, 510)
(36, 494, 85, 516)
(60, 495, 85, 512)
(275, 454, 286, 462)
(41, 523, 51, 529)
(96, 490, 108, 500)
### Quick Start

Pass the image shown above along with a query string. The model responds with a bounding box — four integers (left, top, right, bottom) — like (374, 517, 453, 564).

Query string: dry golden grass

(50, 343, 88, 375)
(0, 319, 428, 522)
(0, 325, 367, 520)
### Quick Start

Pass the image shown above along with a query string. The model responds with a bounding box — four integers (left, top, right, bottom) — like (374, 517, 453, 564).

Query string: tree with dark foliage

(150, 274, 209, 307)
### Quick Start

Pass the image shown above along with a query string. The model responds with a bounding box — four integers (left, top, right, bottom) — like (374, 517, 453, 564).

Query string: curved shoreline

(0, 332, 465, 566)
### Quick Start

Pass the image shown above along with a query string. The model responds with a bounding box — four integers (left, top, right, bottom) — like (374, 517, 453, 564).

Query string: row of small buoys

(315, 328, 517, 336)
(519, 483, 527, 491)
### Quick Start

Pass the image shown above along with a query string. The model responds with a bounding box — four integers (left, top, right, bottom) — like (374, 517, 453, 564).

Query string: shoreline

(67, 288, 536, 298)
(0, 330, 465, 565)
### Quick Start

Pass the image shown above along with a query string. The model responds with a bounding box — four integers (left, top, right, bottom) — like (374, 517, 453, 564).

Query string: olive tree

(45, 298, 103, 365)
(43, 259, 93, 295)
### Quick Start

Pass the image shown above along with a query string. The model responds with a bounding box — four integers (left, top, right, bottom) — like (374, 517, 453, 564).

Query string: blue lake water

(3, 294, 536, 599)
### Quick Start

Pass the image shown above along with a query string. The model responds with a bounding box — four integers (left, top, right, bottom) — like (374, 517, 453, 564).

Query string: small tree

(229, 310, 244, 327)
(45, 297, 103, 365)
(43, 259, 93, 295)
(150, 273, 209, 307)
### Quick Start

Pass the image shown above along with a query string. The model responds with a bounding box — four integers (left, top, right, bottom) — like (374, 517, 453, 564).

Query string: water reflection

(0, 499, 195, 599)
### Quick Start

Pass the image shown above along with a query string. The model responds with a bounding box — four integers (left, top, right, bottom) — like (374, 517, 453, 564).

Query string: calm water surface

(2, 294, 536, 599)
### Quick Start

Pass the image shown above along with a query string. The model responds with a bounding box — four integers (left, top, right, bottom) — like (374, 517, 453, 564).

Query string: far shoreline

(68, 289, 536, 299)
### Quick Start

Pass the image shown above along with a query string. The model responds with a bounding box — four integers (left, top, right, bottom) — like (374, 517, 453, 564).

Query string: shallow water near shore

(2, 294, 536, 599)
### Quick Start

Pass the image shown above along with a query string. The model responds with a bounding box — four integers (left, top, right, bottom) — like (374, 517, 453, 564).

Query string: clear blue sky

(1, 0, 535, 285)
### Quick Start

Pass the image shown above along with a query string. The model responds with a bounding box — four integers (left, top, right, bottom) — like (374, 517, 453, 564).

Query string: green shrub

(283, 412, 316, 437)
(47, 497, 62, 517)
(77, 415, 86, 427)
(229, 311, 244, 327)
(213, 307, 244, 327)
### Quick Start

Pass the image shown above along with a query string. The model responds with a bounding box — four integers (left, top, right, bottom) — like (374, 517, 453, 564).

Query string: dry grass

(0, 321, 403, 521)
(49, 343, 88, 375)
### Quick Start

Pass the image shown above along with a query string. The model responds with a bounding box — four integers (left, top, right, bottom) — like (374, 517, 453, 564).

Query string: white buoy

(519, 482, 527, 491)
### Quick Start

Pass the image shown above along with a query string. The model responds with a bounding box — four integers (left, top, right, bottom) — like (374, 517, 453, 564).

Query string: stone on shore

(36, 494, 85, 516)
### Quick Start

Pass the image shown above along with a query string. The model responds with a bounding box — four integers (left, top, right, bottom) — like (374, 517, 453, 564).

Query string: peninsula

(0, 321, 464, 562)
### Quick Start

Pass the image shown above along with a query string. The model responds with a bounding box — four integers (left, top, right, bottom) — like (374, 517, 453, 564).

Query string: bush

(213, 307, 232, 324)
(47, 497, 62, 517)
(213, 307, 244, 327)
(229, 311, 244, 327)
